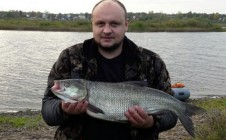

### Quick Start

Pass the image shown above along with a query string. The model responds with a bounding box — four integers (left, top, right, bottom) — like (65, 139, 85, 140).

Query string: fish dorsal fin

(87, 104, 105, 114)
(122, 80, 148, 87)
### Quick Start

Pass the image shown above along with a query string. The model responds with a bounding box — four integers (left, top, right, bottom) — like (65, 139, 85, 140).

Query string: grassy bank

(0, 19, 225, 32)
(188, 97, 226, 140)
(0, 19, 92, 32)
(0, 97, 226, 139)
(0, 110, 46, 130)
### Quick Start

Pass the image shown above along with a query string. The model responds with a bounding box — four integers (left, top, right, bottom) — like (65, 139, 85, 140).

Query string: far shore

(1, 18, 225, 32)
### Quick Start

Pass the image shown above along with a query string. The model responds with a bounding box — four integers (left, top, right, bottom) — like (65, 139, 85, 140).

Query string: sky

(0, 0, 226, 14)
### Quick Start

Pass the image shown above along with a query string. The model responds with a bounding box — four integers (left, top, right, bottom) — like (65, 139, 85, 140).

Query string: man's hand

(61, 100, 88, 115)
(125, 105, 154, 128)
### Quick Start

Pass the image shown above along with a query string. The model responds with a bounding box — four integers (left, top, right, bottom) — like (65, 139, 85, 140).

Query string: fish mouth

(51, 88, 60, 94)
(71, 96, 86, 101)
(51, 88, 77, 103)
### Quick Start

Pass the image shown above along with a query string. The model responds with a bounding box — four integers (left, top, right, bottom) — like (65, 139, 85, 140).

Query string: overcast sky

(1, 0, 226, 14)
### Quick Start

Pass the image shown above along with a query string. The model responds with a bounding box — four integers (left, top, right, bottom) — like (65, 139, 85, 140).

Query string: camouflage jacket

(42, 37, 177, 140)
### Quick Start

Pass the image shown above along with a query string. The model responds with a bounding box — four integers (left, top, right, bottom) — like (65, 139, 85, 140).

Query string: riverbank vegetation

(189, 98, 226, 140)
(0, 97, 226, 139)
(0, 10, 226, 32)
(0, 18, 224, 32)
(184, 98, 226, 140)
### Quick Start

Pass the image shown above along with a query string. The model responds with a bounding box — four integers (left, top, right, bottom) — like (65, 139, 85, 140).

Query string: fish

(51, 79, 206, 137)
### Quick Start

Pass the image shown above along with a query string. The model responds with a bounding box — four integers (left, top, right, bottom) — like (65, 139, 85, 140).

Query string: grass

(191, 97, 226, 111)
(0, 19, 92, 32)
(195, 110, 226, 140)
(0, 110, 46, 130)
(188, 97, 226, 140)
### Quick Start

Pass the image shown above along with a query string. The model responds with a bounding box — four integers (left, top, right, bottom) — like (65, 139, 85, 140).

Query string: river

(0, 30, 226, 112)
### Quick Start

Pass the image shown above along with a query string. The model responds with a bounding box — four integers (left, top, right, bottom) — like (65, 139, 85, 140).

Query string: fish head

(53, 79, 87, 102)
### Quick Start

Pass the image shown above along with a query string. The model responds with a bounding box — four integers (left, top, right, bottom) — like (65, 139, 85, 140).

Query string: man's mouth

(101, 37, 114, 41)
(102, 36, 113, 39)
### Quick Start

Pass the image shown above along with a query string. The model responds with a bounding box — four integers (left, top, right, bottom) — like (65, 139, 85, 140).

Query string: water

(0, 30, 226, 112)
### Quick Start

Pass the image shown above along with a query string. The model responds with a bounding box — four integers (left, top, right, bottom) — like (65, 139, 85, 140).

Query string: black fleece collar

(82, 36, 141, 64)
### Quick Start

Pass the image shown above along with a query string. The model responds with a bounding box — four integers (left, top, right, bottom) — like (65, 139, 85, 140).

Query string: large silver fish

(51, 79, 206, 137)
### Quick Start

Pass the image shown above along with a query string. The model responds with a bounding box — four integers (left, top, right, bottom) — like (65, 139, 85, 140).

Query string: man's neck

(98, 45, 123, 59)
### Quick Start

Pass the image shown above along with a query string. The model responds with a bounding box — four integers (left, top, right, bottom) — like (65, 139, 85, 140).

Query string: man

(42, 0, 177, 139)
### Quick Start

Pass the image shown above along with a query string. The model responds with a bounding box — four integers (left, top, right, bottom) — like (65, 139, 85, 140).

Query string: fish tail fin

(179, 103, 206, 137)
(184, 103, 206, 116)
(179, 113, 195, 137)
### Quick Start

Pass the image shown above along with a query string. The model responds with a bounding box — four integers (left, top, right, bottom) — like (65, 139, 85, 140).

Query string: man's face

(92, 1, 128, 50)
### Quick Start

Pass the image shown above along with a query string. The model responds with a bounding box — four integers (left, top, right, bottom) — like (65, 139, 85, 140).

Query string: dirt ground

(0, 110, 205, 140)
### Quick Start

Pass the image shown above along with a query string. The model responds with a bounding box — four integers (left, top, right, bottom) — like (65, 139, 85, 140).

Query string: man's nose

(103, 25, 112, 34)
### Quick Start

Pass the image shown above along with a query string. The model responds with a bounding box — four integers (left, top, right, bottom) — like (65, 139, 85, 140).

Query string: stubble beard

(97, 41, 123, 53)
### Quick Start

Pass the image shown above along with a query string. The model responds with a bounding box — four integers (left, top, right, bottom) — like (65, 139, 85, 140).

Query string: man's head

(92, 0, 127, 20)
(91, 0, 128, 55)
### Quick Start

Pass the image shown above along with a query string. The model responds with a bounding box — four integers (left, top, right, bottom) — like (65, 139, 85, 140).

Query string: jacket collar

(82, 36, 142, 81)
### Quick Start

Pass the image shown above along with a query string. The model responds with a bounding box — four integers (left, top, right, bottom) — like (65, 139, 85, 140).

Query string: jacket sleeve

(41, 49, 72, 126)
(152, 55, 178, 132)
(155, 111, 177, 132)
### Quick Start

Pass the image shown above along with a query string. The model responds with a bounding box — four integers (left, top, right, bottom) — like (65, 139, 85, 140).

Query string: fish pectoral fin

(87, 104, 105, 114)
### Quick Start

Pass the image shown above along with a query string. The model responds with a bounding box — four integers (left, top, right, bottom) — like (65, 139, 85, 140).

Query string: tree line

(0, 10, 225, 32)
(0, 10, 225, 22)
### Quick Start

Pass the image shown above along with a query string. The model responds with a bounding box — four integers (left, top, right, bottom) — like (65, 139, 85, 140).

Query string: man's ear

(125, 20, 129, 31)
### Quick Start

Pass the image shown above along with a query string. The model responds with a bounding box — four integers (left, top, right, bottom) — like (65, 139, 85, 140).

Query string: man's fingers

(125, 106, 154, 128)
(125, 107, 143, 124)
(61, 100, 88, 115)
(52, 80, 60, 90)
(134, 106, 149, 119)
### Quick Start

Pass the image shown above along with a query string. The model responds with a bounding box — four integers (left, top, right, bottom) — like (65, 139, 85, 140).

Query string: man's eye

(111, 23, 119, 27)
(96, 22, 104, 27)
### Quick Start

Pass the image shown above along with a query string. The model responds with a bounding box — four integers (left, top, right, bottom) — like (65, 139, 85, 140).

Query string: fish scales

(87, 81, 185, 121)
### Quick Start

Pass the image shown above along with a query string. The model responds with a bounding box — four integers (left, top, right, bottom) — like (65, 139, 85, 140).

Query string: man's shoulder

(57, 43, 83, 59)
(68, 43, 84, 51)
(63, 38, 94, 54)
(138, 47, 161, 60)
(125, 37, 160, 59)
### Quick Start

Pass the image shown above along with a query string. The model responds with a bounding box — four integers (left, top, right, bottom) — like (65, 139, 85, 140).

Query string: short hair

(92, 0, 127, 19)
